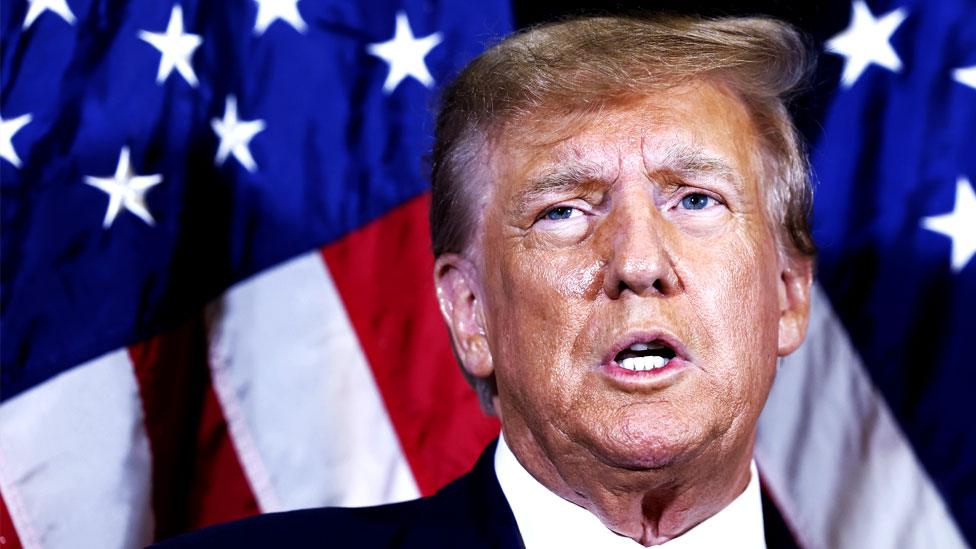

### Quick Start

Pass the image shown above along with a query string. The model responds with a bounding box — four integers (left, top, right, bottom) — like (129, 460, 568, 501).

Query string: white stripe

(757, 283, 967, 549)
(207, 251, 420, 512)
(0, 349, 153, 549)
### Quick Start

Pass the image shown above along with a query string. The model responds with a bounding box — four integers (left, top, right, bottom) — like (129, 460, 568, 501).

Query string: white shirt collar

(494, 434, 767, 549)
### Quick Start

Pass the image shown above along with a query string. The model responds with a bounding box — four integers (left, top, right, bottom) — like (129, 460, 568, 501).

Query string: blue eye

(680, 193, 712, 210)
(544, 206, 578, 220)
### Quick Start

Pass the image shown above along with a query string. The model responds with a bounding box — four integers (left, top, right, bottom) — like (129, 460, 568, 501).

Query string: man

(157, 13, 814, 548)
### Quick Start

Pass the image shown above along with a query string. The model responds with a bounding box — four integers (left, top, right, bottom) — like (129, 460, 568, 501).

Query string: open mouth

(613, 341, 677, 372)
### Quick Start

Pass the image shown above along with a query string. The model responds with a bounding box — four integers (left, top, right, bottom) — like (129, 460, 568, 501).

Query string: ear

(777, 254, 813, 357)
(433, 254, 494, 380)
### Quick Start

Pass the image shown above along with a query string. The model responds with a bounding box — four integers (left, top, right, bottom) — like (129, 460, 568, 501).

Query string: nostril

(617, 281, 629, 296)
(613, 277, 667, 298)
(604, 252, 678, 298)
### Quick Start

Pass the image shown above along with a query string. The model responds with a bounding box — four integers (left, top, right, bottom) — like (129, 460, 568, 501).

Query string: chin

(598, 435, 693, 470)
(593, 410, 706, 470)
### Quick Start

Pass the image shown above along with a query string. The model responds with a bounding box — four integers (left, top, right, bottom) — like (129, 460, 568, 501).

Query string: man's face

(471, 81, 809, 474)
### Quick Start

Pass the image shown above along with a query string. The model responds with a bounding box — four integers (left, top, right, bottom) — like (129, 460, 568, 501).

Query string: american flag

(756, 0, 974, 545)
(0, 0, 972, 548)
(762, 0, 974, 546)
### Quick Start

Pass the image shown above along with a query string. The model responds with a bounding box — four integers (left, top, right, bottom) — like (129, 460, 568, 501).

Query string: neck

(502, 426, 754, 546)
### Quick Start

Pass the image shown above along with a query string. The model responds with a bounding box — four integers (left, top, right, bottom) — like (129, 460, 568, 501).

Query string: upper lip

(600, 329, 691, 366)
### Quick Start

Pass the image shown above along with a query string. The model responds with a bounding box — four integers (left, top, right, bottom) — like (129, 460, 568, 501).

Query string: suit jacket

(152, 440, 524, 548)
(152, 439, 799, 548)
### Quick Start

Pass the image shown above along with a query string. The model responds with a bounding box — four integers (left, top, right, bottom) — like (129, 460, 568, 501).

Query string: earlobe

(777, 255, 813, 357)
(433, 254, 494, 379)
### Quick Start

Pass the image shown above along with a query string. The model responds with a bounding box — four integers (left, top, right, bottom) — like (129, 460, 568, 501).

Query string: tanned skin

(435, 81, 812, 546)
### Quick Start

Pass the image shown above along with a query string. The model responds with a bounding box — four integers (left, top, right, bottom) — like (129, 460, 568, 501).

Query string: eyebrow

(648, 143, 744, 191)
(512, 143, 744, 218)
(515, 159, 614, 217)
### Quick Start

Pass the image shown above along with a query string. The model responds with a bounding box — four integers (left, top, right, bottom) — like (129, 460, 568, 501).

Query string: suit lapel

(432, 438, 525, 549)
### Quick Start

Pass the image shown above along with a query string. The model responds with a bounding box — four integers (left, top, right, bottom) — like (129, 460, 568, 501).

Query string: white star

(826, 0, 907, 88)
(253, 0, 307, 35)
(952, 65, 976, 91)
(138, 5, 203, 87)
(1, 113, 33, 168)
(23, 0, 76, 29)
(366, 11, 443, 94)
(922, 176, 976, 273)
(84, 147, 163, 228)
(211, 96, 266, 172)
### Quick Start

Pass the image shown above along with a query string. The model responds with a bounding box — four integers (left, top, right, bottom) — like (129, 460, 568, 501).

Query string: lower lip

(599, 357, 689, 386)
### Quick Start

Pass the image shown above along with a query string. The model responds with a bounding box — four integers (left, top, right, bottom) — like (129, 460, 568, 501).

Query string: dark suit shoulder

(150, 497, 439, 549)
(151, 441, 522, 549)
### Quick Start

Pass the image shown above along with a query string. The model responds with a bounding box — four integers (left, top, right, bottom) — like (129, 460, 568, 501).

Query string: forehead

(488, 81, 762, 191)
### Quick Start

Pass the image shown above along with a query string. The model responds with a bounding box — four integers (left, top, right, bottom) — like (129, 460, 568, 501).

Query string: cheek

(702, 225, 779, 323)
(494, 245, 602, 325)
(486, 247, 604, 407)
(687, 232, 781, 394)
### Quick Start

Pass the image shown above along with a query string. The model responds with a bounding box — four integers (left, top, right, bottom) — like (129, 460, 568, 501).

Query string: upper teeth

(619, 355, 669, 371)
(628, 342, 669, 352)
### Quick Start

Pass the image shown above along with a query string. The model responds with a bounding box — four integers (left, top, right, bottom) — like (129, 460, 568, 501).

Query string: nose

(601, 193, 681, 299)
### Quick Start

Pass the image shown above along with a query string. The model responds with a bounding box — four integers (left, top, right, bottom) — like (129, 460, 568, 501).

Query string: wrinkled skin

(434, 81, 812, 546)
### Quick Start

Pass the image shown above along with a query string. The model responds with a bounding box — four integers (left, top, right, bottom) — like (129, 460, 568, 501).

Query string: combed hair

(430, 14, 816, 411)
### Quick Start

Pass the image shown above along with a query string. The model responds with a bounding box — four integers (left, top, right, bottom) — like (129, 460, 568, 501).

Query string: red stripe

(323, 193, 500, 495)
(0, 490, 23, 549)
(129, 316, 259, 541)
